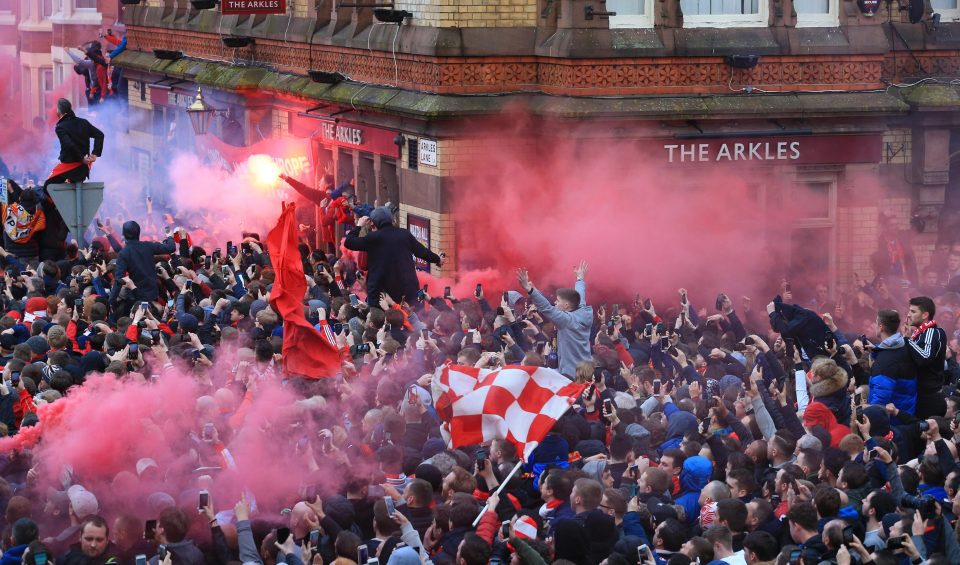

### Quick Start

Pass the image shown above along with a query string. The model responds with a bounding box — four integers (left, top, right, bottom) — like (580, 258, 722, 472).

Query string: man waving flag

(431, 364, 586, 461)
(267, 202, 341, 378)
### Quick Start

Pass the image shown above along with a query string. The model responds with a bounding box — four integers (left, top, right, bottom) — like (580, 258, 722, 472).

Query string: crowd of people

(1, 101, 960, 565)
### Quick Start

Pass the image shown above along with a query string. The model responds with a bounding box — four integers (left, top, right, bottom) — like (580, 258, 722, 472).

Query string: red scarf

(48, 161, 87, 180)
(912, 320, 937, 341)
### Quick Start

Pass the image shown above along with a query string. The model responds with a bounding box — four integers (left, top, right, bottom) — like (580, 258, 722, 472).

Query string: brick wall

(395, 0, 537, 28)
(882, 128, 911, 165)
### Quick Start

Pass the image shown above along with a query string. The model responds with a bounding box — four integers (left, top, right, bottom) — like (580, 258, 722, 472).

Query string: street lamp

(186, 86, 216, 136)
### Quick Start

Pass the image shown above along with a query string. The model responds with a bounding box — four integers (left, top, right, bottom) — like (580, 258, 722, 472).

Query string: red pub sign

(656, 134, 882, 164)
(221, 0, 286, 15)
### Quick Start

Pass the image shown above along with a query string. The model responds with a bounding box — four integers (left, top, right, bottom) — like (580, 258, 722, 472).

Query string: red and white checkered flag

(431, 364, 586, 462)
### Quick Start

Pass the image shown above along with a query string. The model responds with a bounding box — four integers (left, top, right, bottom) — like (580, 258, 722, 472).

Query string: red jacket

(332, 197, 354, 225)
(93, 63, 108, 101)
(14, 389, 36, 427)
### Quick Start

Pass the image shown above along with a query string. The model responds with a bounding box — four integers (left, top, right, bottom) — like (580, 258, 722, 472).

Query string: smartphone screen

(384, 495, 396, 517)
(855, 392, 862, 405)
(358, 546, 369, 564)
(475, 284, 482, 297)
(653, 379, 661, 394)
(135, 556, 146, 565)
(349, 294, 359, 306)
(603, 398, 613, 413)
(420, 329, 428, 340)
(276, 527, 291, 544)
(144, 520, 157, 540)
(444, 286, 451, 298)
(309, 529, 321, 546)
(34, 553, 47, 565)
(198, 490, 209, 509)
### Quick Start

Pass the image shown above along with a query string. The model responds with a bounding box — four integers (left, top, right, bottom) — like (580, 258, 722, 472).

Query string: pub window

(932, 0, 960, 21)
(74, 0, 96, 9)
(793, 180, 834, 221)
(607, 0, 654, 28)
(680, 0, 768, 27)
(794, 0, 838, 26)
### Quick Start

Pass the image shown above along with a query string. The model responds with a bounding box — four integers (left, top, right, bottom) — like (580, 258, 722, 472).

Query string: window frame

(931, 0, 960, 22)
(680, 0, 769, 28)
(794, 0, 839, 27)
(607, 0, 656, 29)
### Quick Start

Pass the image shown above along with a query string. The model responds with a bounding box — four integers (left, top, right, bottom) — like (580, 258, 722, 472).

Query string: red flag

(267, 203, 341, 378)
(431, 364, 586, 462)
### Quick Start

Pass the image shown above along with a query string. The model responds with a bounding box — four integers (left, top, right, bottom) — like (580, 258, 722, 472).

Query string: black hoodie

(108, 221, 176, 305)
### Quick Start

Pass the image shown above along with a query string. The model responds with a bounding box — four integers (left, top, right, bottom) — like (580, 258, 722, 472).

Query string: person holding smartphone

(145, 507, 206, 565)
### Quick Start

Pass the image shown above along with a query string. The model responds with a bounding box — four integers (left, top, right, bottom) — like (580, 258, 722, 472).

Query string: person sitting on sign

(41, 98, 104, 262)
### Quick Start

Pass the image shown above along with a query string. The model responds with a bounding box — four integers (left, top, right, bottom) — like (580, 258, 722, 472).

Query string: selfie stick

(472, 459, 524, 527)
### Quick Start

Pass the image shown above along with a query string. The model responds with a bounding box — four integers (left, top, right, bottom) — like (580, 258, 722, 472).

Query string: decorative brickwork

(127, 25, 959, 96)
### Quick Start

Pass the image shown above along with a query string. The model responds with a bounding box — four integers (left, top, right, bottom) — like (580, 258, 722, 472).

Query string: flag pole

(472, 459, 524, 527)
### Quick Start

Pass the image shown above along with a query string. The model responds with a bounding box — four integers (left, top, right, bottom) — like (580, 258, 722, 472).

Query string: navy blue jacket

(109, 236, 176, 304)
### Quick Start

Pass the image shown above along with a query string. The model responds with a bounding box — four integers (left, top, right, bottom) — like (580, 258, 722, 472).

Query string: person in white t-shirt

(704, 525, 747, 565)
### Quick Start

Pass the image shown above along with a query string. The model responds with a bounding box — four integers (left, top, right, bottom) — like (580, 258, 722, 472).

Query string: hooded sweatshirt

(802, 401, 851, 448)
(659, 402, 698, 454)
(674, 455, 713, 526)
(108, 221, 176, 304)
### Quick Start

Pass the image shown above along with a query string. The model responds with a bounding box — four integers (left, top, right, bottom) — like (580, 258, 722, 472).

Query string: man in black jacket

(344, 207, 443, 305)
(41, 98, 104, 261)
(906, 296, 947, 418)
(46, 98, 104, 187)
(108, 221, 176, 307)
(60, 516, 122, 565)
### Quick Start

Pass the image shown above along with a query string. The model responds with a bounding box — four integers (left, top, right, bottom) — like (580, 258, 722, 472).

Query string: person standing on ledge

(344, 207, 444, 305)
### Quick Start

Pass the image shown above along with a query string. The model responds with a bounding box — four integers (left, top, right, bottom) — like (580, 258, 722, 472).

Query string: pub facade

(113, 0, 960, 289)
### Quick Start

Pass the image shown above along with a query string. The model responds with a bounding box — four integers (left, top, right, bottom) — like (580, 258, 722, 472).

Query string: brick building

(113, 0, 960, 290)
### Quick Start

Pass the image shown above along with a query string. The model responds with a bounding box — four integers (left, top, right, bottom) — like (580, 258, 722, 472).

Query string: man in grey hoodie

(517, 261, 593, 379)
